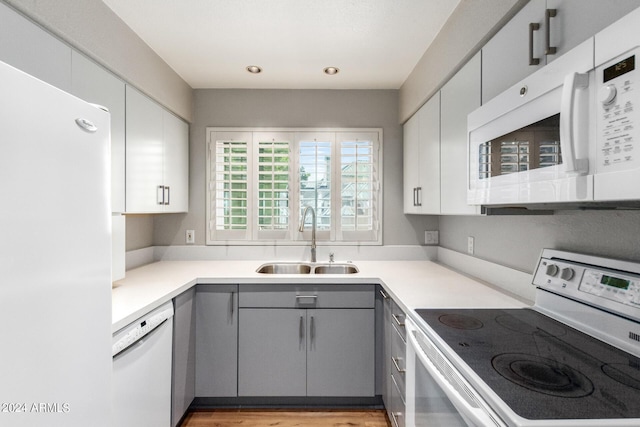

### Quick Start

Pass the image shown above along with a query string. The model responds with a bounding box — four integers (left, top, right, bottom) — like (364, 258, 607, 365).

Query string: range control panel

(533, 249, 640, 321)
(596, 47, 640, 172)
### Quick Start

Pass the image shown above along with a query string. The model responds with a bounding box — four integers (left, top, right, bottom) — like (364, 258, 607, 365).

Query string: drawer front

(390, 301, 406, 340)
(389, 373, 406, 427)
(238, 284, 375, 308)
(390, 322, 407, 401)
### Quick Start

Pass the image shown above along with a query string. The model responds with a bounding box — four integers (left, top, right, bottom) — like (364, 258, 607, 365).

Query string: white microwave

(468, 7, 640, 207)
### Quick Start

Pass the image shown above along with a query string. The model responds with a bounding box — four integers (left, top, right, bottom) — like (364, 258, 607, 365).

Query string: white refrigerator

(0, 60, 112, 426)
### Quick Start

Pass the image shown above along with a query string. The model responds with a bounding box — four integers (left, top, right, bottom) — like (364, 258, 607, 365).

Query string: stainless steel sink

(256, 263, 312, 274)
(313, 264, 359, 274)
(256, 262, 358, 274)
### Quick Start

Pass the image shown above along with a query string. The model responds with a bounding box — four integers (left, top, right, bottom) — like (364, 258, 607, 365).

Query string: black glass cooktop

(415, 308, 640, 420)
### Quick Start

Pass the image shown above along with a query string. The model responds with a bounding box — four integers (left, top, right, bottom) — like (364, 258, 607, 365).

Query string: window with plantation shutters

(338, 132, 379, 242)
(255, 132, 292, 240)
(207, 131, 252, 241)
(206, 128, 382, 245)
(297, 132, 334, 241)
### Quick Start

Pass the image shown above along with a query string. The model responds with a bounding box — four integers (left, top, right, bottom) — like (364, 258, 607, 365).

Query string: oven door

(468, 38, 595, 206)
(405, 318, 505, 427)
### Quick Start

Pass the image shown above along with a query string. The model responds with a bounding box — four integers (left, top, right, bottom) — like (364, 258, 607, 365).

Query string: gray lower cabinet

(237, 284, 376, 398)
(306, 308, 375, 396)
(381, 289, 407, 427)
(172, 288, 196, 427)
(195, 285, 238, 397)
(238, 308, 307, 396)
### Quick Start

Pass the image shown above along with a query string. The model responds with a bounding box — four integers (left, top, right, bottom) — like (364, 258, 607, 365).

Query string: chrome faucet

(299, 206, 316, 263)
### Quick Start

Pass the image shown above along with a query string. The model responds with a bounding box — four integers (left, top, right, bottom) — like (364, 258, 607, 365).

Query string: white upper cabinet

(403, 92, 440, 214)
(403, 112, 420, 214)
(0, 2, 71, 92)
(162, 110, 189, 212)
(440, 53, 482, 215)
(482, 0, 640, 102)
(126, 86, 189, 213)
(71, 51, 126, 213)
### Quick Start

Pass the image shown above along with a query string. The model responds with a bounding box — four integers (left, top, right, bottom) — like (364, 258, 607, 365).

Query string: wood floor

(180, 409, 391, 427)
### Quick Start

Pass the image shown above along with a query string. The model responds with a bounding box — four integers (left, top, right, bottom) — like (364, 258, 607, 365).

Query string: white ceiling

(101, 0, 460, 90)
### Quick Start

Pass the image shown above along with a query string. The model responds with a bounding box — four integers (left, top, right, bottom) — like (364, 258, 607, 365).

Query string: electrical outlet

(467, 236, 474, 254)
(186, 229, 195, 244)
(424, 230, 439, 245)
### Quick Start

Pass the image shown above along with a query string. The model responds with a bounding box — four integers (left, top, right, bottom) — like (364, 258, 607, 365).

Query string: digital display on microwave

(604, 55, 635, 83)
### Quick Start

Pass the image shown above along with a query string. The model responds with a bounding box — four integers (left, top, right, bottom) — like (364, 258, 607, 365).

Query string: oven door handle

(406, 321, 505, 427)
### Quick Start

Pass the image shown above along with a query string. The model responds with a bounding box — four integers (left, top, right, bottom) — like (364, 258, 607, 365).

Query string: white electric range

(408, 249, 640, 426)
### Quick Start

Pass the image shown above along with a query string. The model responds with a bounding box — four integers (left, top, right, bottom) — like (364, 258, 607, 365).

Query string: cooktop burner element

(492, 353, 594, 397)
(415, 308, 640, 420)
(438, 313, 484, 330)
(602, 363, 640, 391)
(495, 313, 567, 337)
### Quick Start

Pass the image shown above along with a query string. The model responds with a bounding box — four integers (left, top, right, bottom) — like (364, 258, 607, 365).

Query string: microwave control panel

(596, 48, 640, 172)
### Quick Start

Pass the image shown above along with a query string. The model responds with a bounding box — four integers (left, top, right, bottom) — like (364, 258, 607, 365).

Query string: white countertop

(112, 259, 531, 332)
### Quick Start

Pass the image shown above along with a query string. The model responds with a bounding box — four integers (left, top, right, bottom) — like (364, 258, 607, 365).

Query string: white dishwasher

(113, 301, 174, 427)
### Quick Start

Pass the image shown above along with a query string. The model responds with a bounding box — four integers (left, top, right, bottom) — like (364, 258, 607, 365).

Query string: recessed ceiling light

(246, 65, 262, 74)
(323, 67, 340, 75)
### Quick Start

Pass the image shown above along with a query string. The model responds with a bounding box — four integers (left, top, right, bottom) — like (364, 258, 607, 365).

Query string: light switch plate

(186, 229, 195, 244)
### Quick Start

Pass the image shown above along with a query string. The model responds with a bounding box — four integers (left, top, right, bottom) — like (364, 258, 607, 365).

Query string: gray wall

(152, 89, 437, 247)
(440, 211, 640, 273)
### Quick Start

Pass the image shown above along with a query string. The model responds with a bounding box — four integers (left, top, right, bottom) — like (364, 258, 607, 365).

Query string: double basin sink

(256, 262, 359, 274)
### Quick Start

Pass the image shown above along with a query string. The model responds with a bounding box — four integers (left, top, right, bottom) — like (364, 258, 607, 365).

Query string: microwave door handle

(406, 326, 504, 427)
(560, 72, 590, 175)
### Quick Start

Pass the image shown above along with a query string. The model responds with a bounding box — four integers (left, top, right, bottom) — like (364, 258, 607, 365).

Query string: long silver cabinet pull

(157, 185, 165, 205)
(310, 316, 315, 344)
(545, 9, 557, 55)
(416, 187, 422, 206)
(379, 289, 389, 300)
(299, 316, 304, 342)
(229, 291, 235, 318)
(391, 356, 406, 374)
(413, 187, 417, 206)
(392, 313, 405, 328)
(164, 186, 170, 205)
(529, 22, 540, 65)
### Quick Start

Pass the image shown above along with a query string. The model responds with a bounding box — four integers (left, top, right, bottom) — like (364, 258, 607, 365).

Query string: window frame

(206, 127, 383, 246)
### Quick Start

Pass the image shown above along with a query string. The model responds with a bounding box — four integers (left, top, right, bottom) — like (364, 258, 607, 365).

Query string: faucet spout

(299, 206, 316, 263)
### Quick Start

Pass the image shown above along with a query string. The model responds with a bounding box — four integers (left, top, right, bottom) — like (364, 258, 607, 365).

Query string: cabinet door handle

(299, 315, 304, 342)
(529, 22, 541, 65)
(379, 289, 389, 300)
(157, 185, 165, 205)
(310, 315, 315, 345)
(164, 186, 170, 205)
(416, 187, 422, 207)
(392, 313, 405, 328)
(545, 9, 557, 55)
(229, 291, 235, 319)
(391, 356, 406, 374)
(412, 187, 417, 206)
